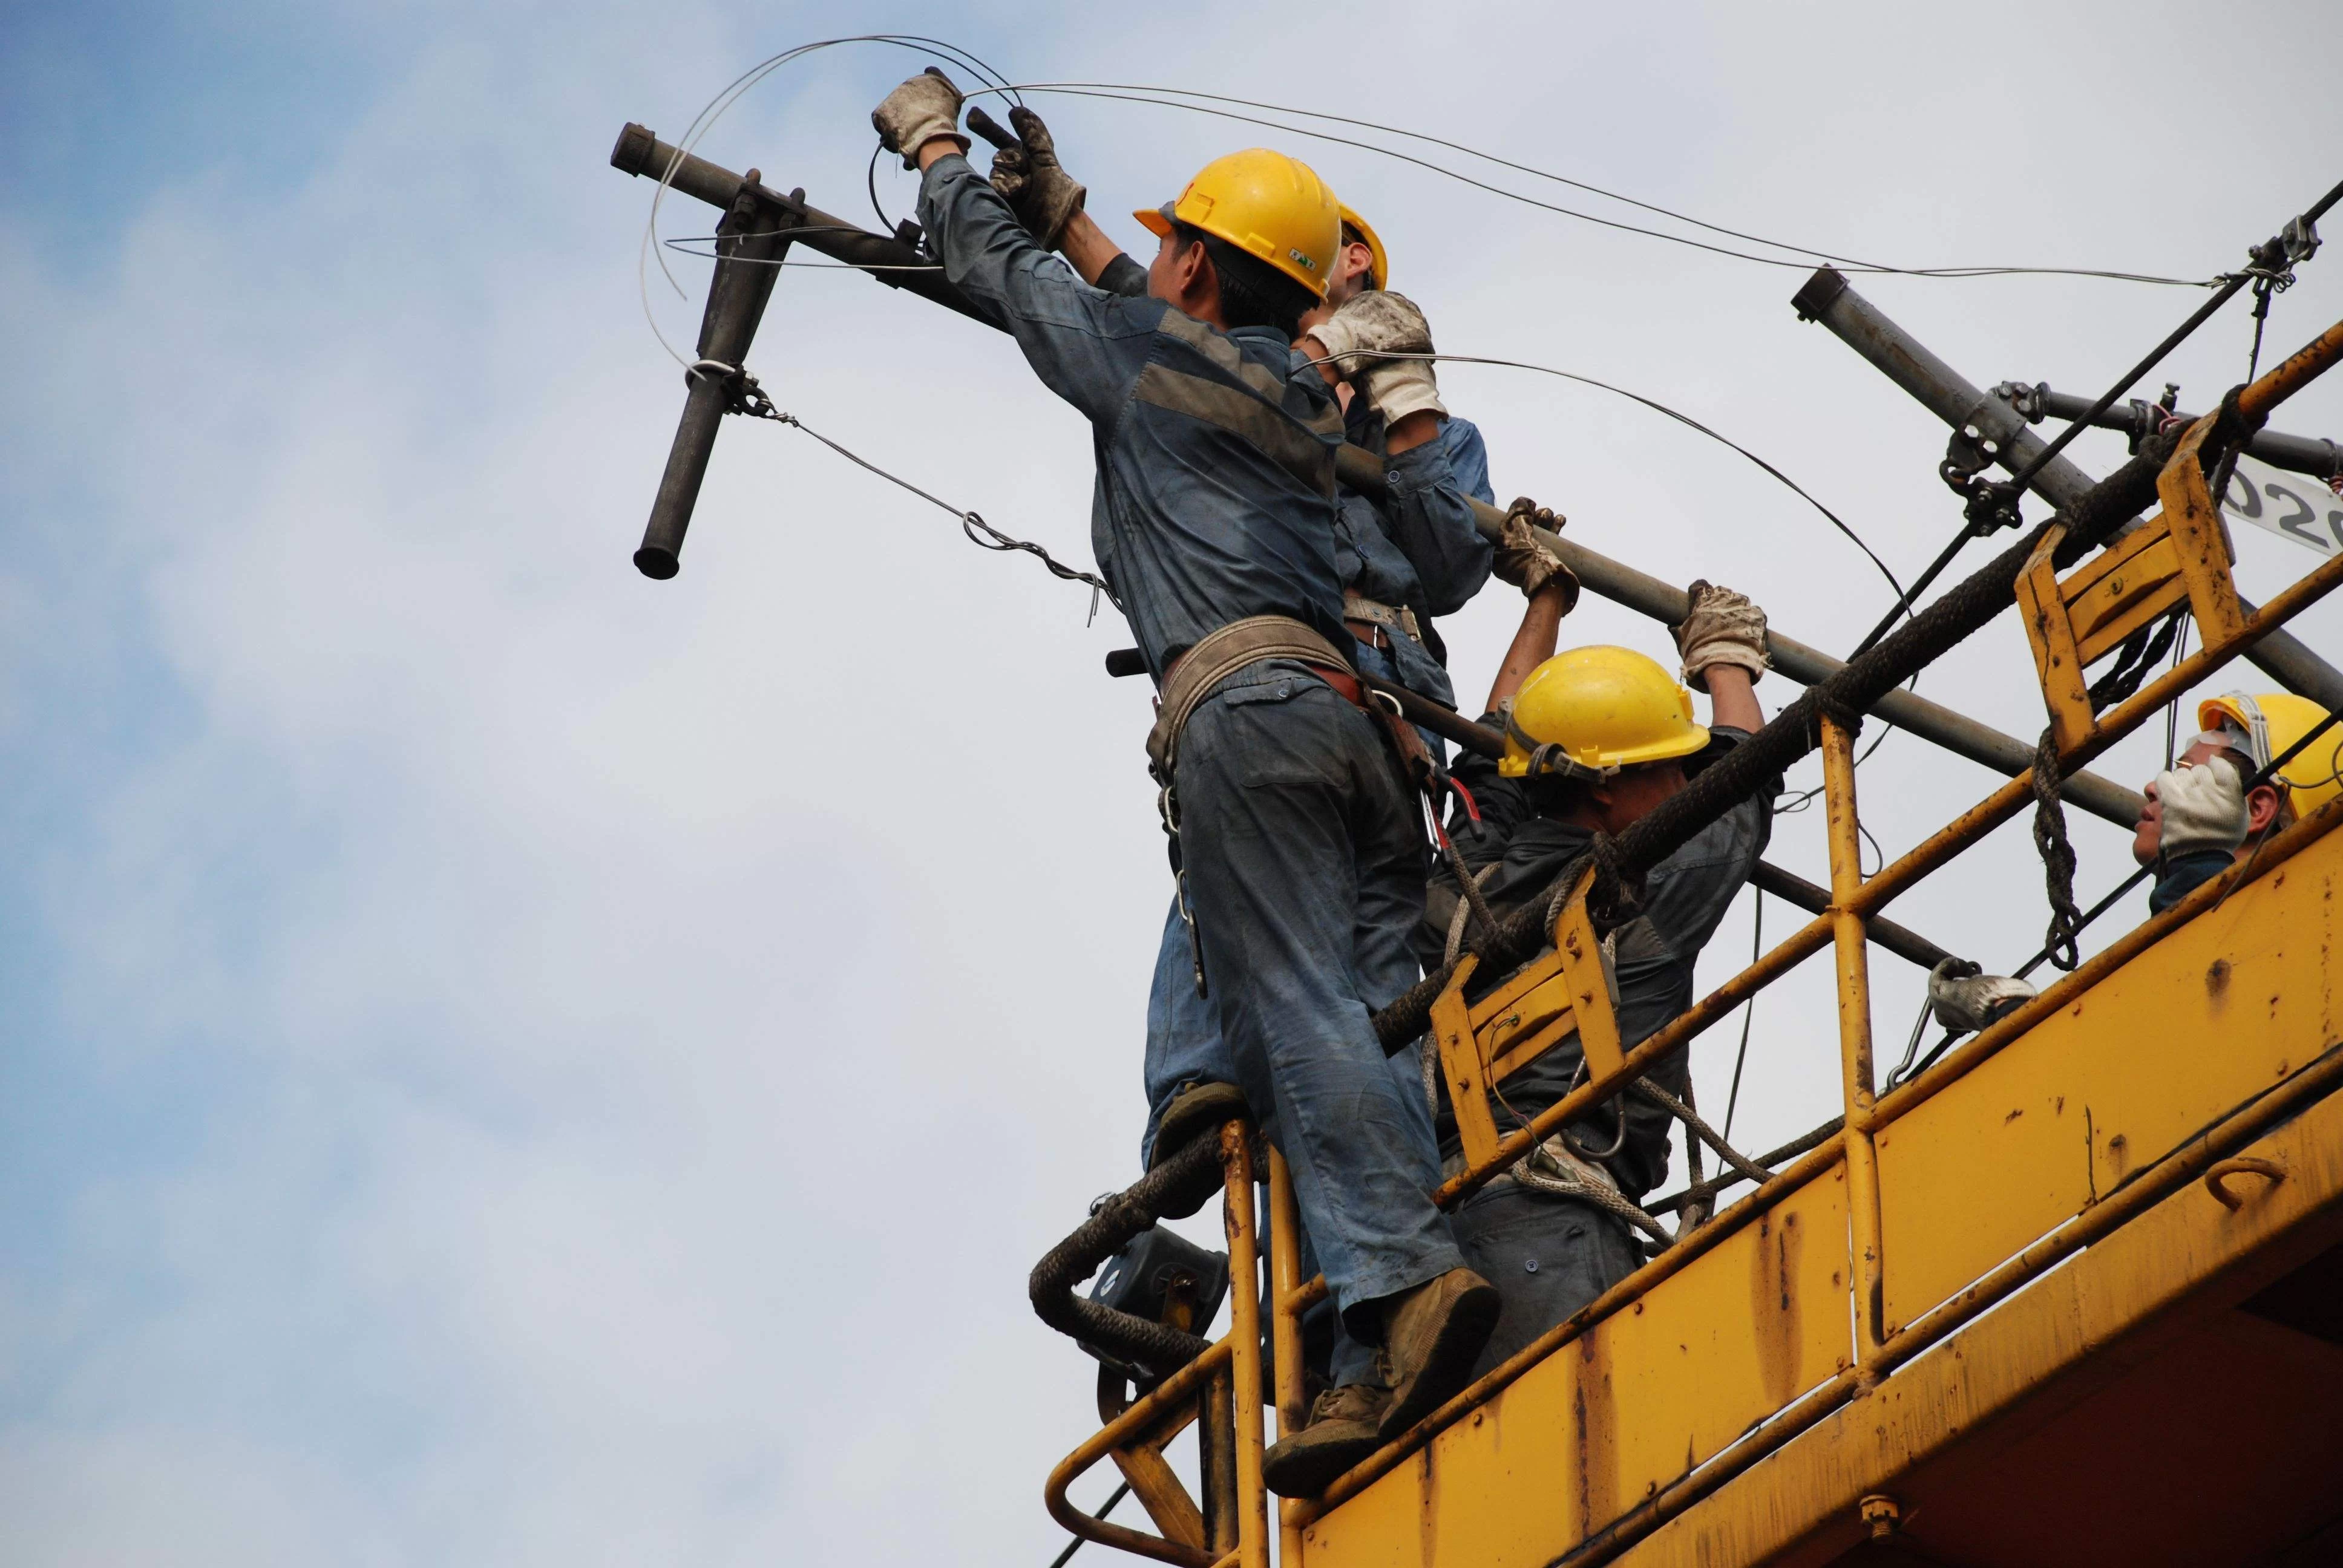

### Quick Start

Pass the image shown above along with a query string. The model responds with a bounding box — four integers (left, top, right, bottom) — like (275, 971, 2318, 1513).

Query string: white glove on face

(2154, 756, 2248, 858)
(1307, 291, 1447, 423)
(871, 71, 965, 169)
(1673, 581, 1770, 692)
(1928, 958, 2039, 1034)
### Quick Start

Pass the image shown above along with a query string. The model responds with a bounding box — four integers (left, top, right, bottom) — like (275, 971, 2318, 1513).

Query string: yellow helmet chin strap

(1499, 701, 1619, 784)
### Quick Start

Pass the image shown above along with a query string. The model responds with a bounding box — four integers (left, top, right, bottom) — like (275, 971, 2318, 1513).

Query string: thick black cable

(1720, 889, 1762, 1143)
(1047, 1483, 1130, 1568)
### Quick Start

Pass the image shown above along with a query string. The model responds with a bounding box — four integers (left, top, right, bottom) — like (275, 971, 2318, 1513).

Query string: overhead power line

(974, 81, 2217, 287)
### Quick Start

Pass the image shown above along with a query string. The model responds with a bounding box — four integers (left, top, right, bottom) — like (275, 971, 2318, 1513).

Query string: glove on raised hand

(2154, 756, 2249, 858)
(1307, 290, 1447, 423)
(1674, 580, 1770, 692)
(1493, 498, 1579, 607)
(872, 71, 965, 169)
(987, 106, 1087, 249)
(1928, 958, 2039, 1035)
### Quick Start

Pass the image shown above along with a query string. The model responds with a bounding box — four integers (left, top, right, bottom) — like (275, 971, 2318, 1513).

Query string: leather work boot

(1262, 1382, 1391, 1497)
(1377, 1268, 1501, 1439)
(1147, 1082, 1250, 1219)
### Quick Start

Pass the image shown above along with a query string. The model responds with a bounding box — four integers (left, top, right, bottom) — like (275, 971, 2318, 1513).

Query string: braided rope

(2031, 725, 2085, 972)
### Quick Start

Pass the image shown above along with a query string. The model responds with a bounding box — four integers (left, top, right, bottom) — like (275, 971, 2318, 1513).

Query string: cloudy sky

(5, 3, 2341, 1563)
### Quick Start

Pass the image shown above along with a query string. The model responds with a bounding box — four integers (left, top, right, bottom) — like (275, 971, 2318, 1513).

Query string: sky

(4, 2, 2342, 1563)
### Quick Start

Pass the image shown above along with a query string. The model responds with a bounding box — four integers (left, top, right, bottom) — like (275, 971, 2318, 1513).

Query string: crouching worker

(874, 72, 1501, 1480)
(1418, 575, 1780, 1380)
(2133, 691, 2342, 912)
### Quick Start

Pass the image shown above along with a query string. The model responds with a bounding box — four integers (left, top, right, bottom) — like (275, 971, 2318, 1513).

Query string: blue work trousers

(1142, 641, 1433, 1160)
(1152, 661, 1459, 1333)
(1450, 1187, 1639, 1377)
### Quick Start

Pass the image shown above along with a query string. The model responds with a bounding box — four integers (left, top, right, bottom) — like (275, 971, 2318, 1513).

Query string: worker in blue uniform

(875, 71, 1499, 1453)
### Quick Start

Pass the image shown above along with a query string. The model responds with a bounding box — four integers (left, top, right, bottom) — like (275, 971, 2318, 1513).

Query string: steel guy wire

(700, 364, 1119, 617)
(970, 83, 2216, 287)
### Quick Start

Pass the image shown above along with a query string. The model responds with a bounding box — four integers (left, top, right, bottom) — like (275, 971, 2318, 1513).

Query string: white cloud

(5, 1, 2342, 1563)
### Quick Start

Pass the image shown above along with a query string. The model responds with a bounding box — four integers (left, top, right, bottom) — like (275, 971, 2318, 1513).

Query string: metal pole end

(1791, 267, 1848, 322)
(633, 545, 680, 580)
(612, 122, 657, 176)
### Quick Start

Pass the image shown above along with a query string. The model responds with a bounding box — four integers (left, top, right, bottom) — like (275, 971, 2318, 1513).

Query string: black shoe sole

(1262, 1423, 1383, 1497)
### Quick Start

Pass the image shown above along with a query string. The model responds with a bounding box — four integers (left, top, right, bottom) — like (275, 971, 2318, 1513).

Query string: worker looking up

(2132, 692, 2342, 913)
(1418, 586, 1778, 1378)
(874, 73, 1500, 1440)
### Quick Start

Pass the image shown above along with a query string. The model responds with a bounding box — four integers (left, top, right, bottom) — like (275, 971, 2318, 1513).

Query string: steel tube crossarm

(609, 124, 2141, 828)
(2020, 384, 2342, 480)
(611, 123, 997, 327)
(1381, 308, 2343, 1054)
(1794, 267, 2343, 711)
(1331, 446, 2145, 829)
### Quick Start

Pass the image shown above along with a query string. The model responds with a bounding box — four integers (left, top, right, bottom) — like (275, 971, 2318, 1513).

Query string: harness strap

(1147, 616, 1357, 780)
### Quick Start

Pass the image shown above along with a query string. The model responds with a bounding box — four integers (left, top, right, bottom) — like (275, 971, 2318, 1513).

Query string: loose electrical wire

(661, 232, 943, 270)
(970, 83, 2216, 287)
(1300, 350, 1913, 610)
(639, 35, 1023, 367)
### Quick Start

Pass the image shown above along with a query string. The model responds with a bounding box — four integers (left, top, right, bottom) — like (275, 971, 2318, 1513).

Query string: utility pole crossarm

(1794, 267, 2343, 713)
(608, 124, 2144, 826)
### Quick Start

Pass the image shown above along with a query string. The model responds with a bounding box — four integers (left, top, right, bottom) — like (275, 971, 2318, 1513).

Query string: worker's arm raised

(1484, 578, 1576, 714)
(914, 150, 1159, 426)
(1378, 427, 1495, 615)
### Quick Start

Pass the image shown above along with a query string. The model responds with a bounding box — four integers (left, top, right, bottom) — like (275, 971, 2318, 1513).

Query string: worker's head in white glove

(2130, 739, 2282, 867)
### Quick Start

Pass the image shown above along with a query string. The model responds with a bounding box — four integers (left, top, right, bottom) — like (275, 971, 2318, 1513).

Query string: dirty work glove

(1493, 498, 1579, 607)
(2154, 756, 2249, 858)
(872, 70, 966, 169)
(1928, 958, 2039, 1035)
(1673, 580, 1770, 692)
(987, 105, 1087, 249)
(1308, 290, 1447, 423)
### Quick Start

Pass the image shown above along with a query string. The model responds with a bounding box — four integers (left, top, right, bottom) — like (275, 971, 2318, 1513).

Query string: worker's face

(1588, 760, 1689, 835)
(2131, 739, 2284, 866)
(1149, 231, 1213, 315)
(1322, 240, 1378, 309)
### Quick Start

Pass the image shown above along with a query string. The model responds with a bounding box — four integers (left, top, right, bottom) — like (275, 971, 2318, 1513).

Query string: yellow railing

(1044, 316, 2343, 1568)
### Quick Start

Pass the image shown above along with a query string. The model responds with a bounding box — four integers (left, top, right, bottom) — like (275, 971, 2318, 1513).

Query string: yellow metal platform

(1297, 815, 2343, 1568)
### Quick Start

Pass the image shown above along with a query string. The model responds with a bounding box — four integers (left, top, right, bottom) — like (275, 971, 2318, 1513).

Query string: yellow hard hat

(1338, 204, 1389, 290)
(1135, 149, 1342, 297)
(1499, 646, 1710, 779)
(2197, 691, 2343, 817)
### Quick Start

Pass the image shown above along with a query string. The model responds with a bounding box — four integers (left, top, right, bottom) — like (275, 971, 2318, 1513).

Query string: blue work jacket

(1095, 253, 1494, 708)
(918, 155, 1349, 680)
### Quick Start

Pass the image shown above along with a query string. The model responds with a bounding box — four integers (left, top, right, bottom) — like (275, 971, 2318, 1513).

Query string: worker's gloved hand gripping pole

(607, 123, 2143, 828)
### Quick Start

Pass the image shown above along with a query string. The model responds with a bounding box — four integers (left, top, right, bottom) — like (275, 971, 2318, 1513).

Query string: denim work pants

(1450, 1187, 1640, 1378)
(1141, 641, 1431, 1163)
(1166, 661, 1459, 1327)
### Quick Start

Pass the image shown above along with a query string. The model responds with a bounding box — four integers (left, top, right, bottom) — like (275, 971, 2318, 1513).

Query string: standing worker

(981, 103, 1521, 1168)
(872, 72, 1500, 1440)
